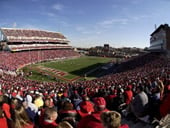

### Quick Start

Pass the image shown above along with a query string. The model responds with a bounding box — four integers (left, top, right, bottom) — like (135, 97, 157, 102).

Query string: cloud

(98, 18, 129, 28)
(75, 26, 94, 35)
(31, 0, 39, 2)
(130, 0, 140, 5)
(59, 21, 70, 27)
(130, 0, 144, 5)
(130, 14, 151, 21)
(96, 31, 102, 34)
(20, 24, 41, 30)
(52, 3, 63, 11)
(75, 26, 85, 31)
(98, 13, 151, 29)
(162, 0, 170, 2)
(74, 24, 107, 36)
(45, 12, 56, 17)
(81, 31, 93, 34)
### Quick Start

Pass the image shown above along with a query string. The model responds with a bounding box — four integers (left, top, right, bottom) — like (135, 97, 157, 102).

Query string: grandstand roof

(0, 28, 69, 43)
(150, 24, 170, 36)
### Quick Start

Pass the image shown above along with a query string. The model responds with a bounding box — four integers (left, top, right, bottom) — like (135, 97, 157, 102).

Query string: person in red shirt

(77, 97, 109, 128)
(0, 115, 8, 128)
(77, 100, 94, 118)
(0, 95, 11, 120)
(41, 107, 58, 128)
(124, 85, 133, 105)
(160, 85, 170, 118)
(39, 96, 55, 127)
(0, 100, 8, 128)
(0, 95, 11, 128)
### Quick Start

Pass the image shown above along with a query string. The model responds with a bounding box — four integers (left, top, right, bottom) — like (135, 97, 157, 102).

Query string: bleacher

(0, 28, 71, 52)
(0, 50, 80, 72)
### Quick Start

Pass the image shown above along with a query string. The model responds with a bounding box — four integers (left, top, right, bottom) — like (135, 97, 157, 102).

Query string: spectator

(72, 93, 82, 110)
(77, 97, 109, 128)
(106, 88, 117, 110)
(0, 95, 11, 128)
(39, 96, 55, 128)
(0, 95, 8, 128)
(10, 105, 34, 128)
(130, 86, 150, 122)
(58, 101, 78, 127)
(156, 79, 164, 100)
(22, 98, 37, 124)
(0, 95, 11, 120)
(119, 86, 133, 114)
(148, 85, 161, 119)
(77, 99, 94, 118)
(159, 85, 170, 118)
(34, 94, 44, 109)
(44, 96, 54, 108)
(41, 107, 58, 128)
(124, 85, 133, 105)
(24, 94, 38, 113)
(100, 111, 129, 128)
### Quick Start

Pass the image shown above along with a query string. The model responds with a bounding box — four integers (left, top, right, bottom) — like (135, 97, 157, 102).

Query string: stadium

(0, 24, 170, 128)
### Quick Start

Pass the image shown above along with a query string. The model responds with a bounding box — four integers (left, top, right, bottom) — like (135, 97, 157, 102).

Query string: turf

(23, 56, 113, 82)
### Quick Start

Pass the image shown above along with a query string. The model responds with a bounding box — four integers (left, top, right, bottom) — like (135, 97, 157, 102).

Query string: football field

(22, 56, 114, 82)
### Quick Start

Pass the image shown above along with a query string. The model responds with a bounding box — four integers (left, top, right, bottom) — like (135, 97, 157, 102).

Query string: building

(89, 44, 114, 57)
(149, 24, 170, 52)
(0, 28, 72, 52)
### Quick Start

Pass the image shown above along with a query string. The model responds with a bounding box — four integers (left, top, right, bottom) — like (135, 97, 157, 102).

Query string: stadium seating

(1, 28, 70, 51)
(0, 50, 80, 71)
(0, 52, 170, 128)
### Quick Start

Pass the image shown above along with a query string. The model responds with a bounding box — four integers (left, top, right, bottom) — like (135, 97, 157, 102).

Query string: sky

(0, 0, 170, 48)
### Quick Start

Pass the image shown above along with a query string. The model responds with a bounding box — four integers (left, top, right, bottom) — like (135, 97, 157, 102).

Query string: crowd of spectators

(0, 52, 170, 128)
(0, 50, 80, 72)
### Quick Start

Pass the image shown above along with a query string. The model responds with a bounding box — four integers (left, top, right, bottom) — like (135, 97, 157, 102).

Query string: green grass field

(22, 56, 114, 82)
